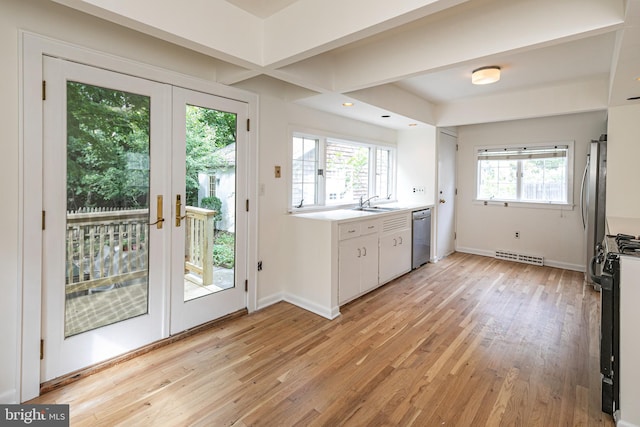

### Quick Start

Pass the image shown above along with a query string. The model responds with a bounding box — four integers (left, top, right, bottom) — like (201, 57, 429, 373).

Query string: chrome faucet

(359, 195, 379, 208)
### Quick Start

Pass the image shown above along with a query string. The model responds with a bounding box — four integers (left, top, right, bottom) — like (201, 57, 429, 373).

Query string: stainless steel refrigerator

(580, 134, 607, 288)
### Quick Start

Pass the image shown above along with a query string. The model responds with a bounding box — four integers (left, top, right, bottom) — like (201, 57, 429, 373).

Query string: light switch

(275, 166, 281, 178)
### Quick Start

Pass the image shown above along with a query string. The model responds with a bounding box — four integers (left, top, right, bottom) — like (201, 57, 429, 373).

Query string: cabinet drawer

(339, 222, 361, 240)
(360, 219, 379, 235)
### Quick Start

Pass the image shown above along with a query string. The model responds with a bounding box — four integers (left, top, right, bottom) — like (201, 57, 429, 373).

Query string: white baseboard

(257, 292, 340, 320)
(0, 388, 17, 404)
(256, 292, 284, 311)
(456, 247, 584, 272)
(617, 419, 639, 427)
(456, 247, 494, 258)
(282, 293, 340, 320)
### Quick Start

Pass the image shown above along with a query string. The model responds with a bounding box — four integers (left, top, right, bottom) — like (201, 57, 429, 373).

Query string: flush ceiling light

(472, 66, 501, 85)
(342, 102, 354, 107)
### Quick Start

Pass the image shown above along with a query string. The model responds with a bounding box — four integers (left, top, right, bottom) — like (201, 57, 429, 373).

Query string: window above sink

(290, 132, 396, 212)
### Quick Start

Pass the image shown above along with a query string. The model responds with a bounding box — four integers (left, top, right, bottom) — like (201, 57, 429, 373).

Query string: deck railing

(184, 206, 216, 286)
(65, 209, 148, 295)
(65, 206, 216, 294)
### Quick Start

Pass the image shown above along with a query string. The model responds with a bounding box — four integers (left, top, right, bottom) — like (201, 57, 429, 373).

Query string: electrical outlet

(274, 166, 281, 178)
(515, 231, 520, 239)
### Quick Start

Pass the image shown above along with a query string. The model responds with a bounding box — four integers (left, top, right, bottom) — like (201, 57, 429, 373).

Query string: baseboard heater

(495, 250, 544, 266)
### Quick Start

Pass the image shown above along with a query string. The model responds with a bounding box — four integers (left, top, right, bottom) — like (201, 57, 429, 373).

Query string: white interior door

(41, 57, 171, 381)
(169, 87, 247, 334)
(436, 130, 457, 259)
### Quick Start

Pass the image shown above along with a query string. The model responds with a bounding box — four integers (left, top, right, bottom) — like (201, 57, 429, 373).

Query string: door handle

(175, 195, 187, 227)
(439, 199, 446, 204)
(149, 195, 165, 229)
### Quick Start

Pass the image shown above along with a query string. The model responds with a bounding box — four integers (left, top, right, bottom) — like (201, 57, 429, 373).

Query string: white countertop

(291, 202, 433, 222)
(607, 216, 640, 237)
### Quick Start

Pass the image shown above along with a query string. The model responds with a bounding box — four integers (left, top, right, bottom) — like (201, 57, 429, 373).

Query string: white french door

(169, 88, 247, 334)
(42, 57, 171, 381)
(41, 58, 247, 381)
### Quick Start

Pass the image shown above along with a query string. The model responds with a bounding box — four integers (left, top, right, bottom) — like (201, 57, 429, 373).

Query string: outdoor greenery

(185, 105, 236, 206)
(213, 231, 235, 268)
(66, 84, 237, 211)
(66, 82, 151, 210)
(200, 196, 223, 223)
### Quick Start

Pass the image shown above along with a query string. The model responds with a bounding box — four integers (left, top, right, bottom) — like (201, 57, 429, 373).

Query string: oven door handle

(589, 254, 602, 285)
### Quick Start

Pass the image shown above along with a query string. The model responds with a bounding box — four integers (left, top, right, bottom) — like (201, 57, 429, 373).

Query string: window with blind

(291, 133, 395, 210)
(476, 144, 570, 204)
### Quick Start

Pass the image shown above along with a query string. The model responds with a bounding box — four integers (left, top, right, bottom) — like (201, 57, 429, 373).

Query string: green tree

(200, 196, 223, 223)
(66, 84, 237, 211)
(185, 105, 236, 206)
(66, 82, 150, 210)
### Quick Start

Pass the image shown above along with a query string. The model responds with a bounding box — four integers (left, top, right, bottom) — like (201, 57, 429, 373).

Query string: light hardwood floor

(31, 253, 614, 426)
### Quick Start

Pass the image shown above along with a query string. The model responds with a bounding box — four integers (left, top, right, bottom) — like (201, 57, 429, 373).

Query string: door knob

(439, 199, 446, 204)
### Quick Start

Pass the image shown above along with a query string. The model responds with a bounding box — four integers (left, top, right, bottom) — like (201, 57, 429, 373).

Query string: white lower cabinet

(338, 212, 412, 305)
(338, 234, 379, 304)
(289, 207, 426, 318)
(379, 228, 412, 284)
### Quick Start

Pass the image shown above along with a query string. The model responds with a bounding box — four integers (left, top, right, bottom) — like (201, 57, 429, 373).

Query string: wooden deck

(30, 252, 613, 426)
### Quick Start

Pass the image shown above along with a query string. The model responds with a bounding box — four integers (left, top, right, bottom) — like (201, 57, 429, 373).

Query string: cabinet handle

(357, 248, 361, 258)
(362, 247, 367, 256)
(393, 238, 397, 247)
(399, 236, 403, 245)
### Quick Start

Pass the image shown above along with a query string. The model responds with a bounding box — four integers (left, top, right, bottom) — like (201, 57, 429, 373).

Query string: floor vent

(495, 250, 544, 266)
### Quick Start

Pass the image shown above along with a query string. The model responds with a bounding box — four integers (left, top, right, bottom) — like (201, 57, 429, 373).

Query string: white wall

(396, 127, 437, 205)
(456, 111, 607, 270)
(607, 104, 640, 219)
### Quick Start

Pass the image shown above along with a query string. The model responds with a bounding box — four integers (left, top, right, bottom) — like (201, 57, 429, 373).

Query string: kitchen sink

(353, 206, 403, 212)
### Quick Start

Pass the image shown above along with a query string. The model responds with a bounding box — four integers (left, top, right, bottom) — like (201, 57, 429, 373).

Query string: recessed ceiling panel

(395, 32, 616, 103)
(226, 0, 299, 18)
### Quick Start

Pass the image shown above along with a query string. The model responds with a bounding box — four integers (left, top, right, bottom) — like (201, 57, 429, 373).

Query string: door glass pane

(183, 105, 237, 301)
(65, 82, 150, 337)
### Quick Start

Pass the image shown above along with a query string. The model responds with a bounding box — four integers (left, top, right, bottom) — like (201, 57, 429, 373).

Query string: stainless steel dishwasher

(412, 209, 431, 269)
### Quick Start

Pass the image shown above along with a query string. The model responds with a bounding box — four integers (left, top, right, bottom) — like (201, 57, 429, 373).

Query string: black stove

(597, 232, 640, 418)
(606, 233, 640, 257)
